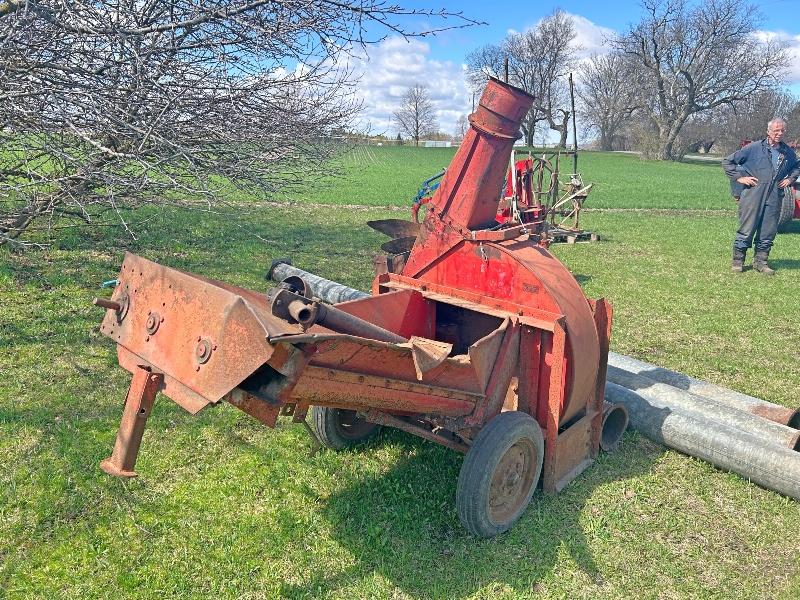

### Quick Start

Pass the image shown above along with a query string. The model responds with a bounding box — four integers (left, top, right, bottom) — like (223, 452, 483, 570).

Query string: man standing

(722, 118, 799, 274)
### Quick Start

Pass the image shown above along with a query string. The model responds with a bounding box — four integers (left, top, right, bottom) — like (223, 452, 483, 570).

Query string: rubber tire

(777, 186, 796, 232)
(456, 411, 544, 538)
(309, 406, 380, 450)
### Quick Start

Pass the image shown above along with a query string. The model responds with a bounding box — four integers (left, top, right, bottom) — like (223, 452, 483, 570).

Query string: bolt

(92, 298, 122, 312)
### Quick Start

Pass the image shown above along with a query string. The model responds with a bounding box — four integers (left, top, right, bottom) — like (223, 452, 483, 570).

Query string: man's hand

(778, 177, 793, 189)
(737, 176, 758, 187)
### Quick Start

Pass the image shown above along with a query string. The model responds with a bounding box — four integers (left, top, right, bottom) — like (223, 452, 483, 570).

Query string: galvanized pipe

(268, 261, 369, 304)
(605, 382, 800, 501)
(608, 352, 799, 428)
(606, 365, 800, 450)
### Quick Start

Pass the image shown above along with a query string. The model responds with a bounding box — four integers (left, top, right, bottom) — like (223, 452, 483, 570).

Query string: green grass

(1, 147, 799, 599)
(288, 147, 733, 210)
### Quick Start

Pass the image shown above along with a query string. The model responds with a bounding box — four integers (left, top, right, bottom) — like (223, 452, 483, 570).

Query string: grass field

(1, 148, 799, 599)
(298, 147, 732, 211)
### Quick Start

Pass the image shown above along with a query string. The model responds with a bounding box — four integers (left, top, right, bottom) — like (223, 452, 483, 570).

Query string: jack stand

(100, 366, 163, 478)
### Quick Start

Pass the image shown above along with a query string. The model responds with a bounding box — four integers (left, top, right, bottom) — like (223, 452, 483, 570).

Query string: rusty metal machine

(94, 78, 615, 537)
(495, 151, 594, 239)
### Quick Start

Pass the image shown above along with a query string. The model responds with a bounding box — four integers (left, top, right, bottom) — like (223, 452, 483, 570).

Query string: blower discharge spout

(404, 78, 535, 276)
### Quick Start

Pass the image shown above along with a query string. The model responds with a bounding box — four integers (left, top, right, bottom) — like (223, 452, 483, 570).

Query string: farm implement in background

(93, 78, 624, 537)
(408, 151, 597, 252)
(494, 150, 596, 243)
(784, 184, 800, 230)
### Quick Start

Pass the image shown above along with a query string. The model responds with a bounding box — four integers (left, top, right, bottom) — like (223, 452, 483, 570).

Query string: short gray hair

(768, 118, 786, 130)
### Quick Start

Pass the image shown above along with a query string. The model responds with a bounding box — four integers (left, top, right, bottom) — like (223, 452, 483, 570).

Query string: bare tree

(0, 1, 476, 247)
(466, 9, 577, 147)
(577, 53, 640, 151)
(393, 85, 439, 147)
(454, 115, 470, 140)
(615, 0, 788, 160)
(712, 89, 800, 153)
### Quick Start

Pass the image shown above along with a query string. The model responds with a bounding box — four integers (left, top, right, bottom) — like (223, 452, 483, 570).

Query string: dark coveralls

(722, 140, 800, 253)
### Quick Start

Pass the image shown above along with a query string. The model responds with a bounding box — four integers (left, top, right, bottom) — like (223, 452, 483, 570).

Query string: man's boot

(753, 251, 775, 275)
(731, 249, 746, 273)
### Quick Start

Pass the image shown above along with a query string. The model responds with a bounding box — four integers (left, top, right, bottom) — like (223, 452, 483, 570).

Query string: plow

(93, 78, 626, 537)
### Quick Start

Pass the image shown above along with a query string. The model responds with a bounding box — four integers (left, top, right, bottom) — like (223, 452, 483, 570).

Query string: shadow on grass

(281, 429, 661, 598)
(778, 220, 800, 235)
(678, 157, 722, 168)
(771, 258, 800, 271)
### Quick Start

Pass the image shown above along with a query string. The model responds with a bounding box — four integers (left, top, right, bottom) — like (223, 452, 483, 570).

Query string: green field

(1, 148, 799, 599)
(299, 147, 732, 210)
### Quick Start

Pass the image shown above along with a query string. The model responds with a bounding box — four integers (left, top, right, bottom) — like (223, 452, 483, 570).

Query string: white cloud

(569, 14, 617, 59)
(346, 37, 472, 137)
(339, 15, 615, 140)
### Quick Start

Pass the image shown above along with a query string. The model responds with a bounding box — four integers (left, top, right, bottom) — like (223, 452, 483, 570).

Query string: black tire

(309, 406, 380, 450)
(777, 186, 796, 232)
(456, 411, 544, 538)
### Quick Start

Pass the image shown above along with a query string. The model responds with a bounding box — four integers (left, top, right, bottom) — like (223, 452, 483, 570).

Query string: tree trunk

(558, 125, 569, 148)
(600, 130, 613, 151)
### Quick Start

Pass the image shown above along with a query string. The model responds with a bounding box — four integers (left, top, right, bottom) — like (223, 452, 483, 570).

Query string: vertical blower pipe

(605, 382, 800, 501)
(423, 77, 535, 231)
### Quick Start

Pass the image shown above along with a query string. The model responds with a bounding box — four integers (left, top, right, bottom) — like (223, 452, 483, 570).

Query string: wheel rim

(488, 438, 538, 524)
(333, 409, 376, 440)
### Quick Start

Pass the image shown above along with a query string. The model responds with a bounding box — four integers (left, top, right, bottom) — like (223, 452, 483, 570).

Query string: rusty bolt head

(145, 312, 161, 335)
(195, 338, 212, 364)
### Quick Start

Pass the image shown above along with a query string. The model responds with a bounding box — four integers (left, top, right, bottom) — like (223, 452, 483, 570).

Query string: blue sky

(348, 0, 800, 137)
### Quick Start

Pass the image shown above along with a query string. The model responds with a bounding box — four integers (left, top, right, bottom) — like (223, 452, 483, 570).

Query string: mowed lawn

(1, 148, 799, 599)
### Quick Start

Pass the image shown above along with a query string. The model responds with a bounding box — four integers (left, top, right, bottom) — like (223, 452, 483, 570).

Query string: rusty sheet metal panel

(99, 253, 289, 406)
(271, 333, 482, 394)
(375, 273, 561, 331)
(466, 319, 521, 426)
(289, 365, 479, 417)
(331, 288, 436, 340)
(545, 412, 595, 493)
(398, 238, 599, 426)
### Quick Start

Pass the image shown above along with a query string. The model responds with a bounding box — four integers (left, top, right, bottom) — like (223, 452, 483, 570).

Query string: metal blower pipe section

(608, 352, 799, 428)
(600, 401, 628, 452)
(605, 382, 800, 501)
(269, 261, 369, 304)
(606, 365, 800, 450)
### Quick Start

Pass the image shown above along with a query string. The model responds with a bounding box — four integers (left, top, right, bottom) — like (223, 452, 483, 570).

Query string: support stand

(99, 366, 163, 478)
